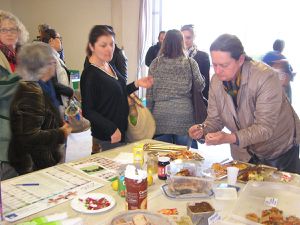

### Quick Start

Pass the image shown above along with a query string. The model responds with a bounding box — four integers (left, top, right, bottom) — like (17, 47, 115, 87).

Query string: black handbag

(188, 58, 207, 124)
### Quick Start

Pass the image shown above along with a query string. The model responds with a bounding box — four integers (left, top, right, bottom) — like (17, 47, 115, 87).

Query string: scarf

(223, 70, 242, 108)
(0, 41, 16, 65)
(187, 45, 198, 58)
(38, 80, 60, 109)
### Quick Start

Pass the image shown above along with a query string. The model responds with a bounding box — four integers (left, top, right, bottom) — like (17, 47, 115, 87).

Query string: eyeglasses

(55, 36, 62, 41)
(0, 27, 19, 34)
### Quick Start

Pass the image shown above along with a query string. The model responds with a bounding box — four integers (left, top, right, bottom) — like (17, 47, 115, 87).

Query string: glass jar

(158, 157, 170, 180)
(147, 152, 158, 175)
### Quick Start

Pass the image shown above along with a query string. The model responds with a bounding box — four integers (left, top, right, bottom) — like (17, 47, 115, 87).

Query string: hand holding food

(205, 131, 236, 145)
(188, 124, 204, 140)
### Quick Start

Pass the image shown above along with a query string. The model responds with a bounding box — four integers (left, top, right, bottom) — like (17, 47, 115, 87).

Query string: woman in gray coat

(147, 29, 205, 146)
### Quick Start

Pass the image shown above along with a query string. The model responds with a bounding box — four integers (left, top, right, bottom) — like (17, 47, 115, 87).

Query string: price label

(264, 197, 278, 207)
(208, 212, 221, 225)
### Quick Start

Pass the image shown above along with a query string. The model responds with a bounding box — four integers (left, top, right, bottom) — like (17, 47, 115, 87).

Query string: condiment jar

(158, 156, 170, 180)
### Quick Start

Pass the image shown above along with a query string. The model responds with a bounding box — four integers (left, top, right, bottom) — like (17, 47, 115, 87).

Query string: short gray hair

(0, 10, 29, 45)
(16, 42, 54, 81)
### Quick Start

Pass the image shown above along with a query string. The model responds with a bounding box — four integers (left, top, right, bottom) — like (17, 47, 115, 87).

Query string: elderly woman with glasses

(8, 42, 72, 175)
(0, 10, 28, 180)
(0, 10, 28, 74)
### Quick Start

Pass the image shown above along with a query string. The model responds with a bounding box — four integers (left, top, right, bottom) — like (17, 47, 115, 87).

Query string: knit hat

(262, 51, 285, 66)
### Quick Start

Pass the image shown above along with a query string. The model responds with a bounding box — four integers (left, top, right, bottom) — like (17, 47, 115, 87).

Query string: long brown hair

(159, 29, 185, 59)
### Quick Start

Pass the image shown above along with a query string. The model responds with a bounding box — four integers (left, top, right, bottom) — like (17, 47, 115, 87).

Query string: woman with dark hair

(181, 24, 210, 100)
(41, 28, 73, 112)
(80, 25, 153, 153)
(189, 34, 300, 174)
(147, 29, 205, 146)
(84, 25, 128, 82)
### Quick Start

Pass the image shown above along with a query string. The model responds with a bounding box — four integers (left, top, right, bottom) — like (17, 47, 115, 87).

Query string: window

(161, 0, 300, 112)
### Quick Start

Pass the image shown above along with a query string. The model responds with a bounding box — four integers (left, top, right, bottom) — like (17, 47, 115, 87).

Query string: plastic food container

(166, 175, 213, 196)
(187, 202, 215, 225)
(165, 160, 202, 177)
(230, 181, 300, 224)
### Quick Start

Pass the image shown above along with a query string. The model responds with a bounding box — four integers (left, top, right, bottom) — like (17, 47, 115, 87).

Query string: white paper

(113, 152, 134, 164)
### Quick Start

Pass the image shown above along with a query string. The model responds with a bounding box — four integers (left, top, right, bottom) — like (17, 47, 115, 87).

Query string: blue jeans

(154, 134, 198, 149)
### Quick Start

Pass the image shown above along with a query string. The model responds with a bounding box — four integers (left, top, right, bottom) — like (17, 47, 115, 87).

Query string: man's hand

(205, 131, 236, 145)
(188, 124, 204, 140)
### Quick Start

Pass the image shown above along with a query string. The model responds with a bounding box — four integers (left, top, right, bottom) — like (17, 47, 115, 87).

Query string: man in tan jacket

(189, 34, 300, 174)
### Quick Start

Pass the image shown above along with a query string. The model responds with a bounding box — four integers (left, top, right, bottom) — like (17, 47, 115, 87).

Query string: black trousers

(249, 145, 300, 174)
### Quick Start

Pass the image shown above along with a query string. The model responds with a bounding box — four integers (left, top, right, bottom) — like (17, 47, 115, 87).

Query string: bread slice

(132, 214, 149, 225)
(113, 218, 134, 225)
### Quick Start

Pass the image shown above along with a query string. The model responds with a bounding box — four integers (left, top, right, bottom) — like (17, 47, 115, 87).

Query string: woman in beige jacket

(189, 34, 300, 174)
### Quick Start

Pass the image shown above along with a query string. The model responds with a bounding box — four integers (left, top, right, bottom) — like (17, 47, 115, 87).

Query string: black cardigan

(80, 64, 137, 142)
(190, 50, 210, 100)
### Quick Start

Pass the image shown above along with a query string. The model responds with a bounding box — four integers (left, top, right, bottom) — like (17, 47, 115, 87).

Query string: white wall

(8, 0, 112, 73)
(120, 0, 140, 82)
(1, 0, 140, 82)
(0, 0, 12, 11)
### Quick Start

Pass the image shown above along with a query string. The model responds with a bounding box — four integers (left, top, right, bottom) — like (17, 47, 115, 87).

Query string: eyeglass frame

(55, 36, 62, 41)
(0, 27, 19, 34)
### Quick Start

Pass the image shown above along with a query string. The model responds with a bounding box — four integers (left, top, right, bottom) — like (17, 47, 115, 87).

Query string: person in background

(8, 42, 72, 175)
(42, 28, 73, 112)
(181, 24, 210, 100)
(145, 31, 165, 67)
(35, 24, 50, 42)
(35, 24, 65, 61)
(0, 10, 28, 180)
(273, 39, 285, 53)
(189, 34, 300, 174)
(81, 25, 153, 154)
(84, 25, 128, 82)
(107, 26, 128, 82)
(262, 52, 295, 103)
(262, 39, 286, 65)
(262, 41, 295, 103)
(147, 29, 205, 147)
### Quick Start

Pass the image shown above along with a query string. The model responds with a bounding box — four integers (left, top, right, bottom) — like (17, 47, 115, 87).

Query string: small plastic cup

(227, 167, 239, 185)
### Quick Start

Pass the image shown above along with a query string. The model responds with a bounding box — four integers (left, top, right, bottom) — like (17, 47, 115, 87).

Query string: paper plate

(71, 193, 115, 214)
